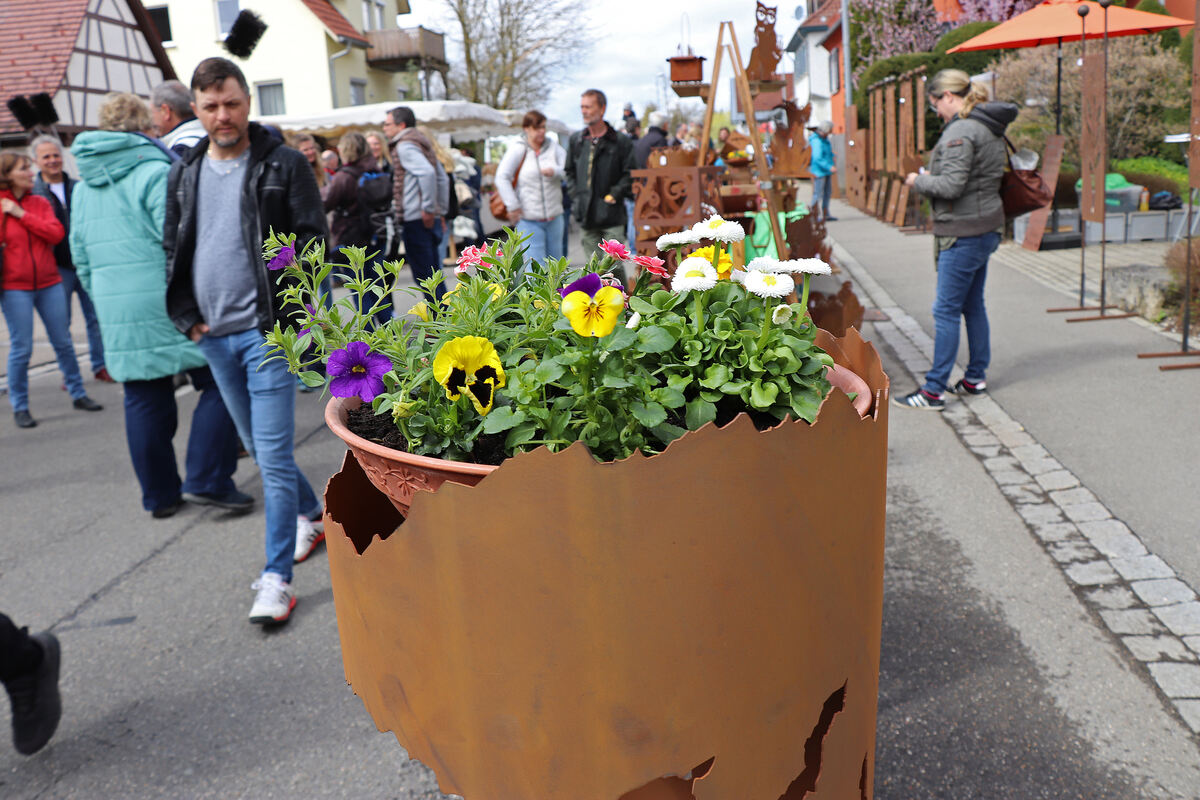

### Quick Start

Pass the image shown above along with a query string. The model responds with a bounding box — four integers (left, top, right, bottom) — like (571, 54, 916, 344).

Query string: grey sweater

(912, 102, 1018, 238)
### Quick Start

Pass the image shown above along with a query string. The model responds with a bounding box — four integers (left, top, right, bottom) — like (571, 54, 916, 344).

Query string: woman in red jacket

(0, 152, 102, 428)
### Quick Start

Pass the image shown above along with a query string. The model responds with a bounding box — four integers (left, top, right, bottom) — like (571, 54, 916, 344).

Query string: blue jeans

(123, 366, 239, 512)
(812, 174, 833, 217)
(196, 328, 321, 583)
(515, 214, 565, 267)
(924, 232, 1001, 395)
(401, 218, 446, 303)
(58, 267, 105, 373)
(623, 197, 636, 249)
(0, 285, 86, 411)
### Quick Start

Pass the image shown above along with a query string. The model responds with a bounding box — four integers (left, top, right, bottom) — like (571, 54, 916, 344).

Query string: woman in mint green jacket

(69, 93, 247, 519)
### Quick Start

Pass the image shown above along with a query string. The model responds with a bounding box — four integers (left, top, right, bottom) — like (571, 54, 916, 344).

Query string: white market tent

(257, 100, 570, 144)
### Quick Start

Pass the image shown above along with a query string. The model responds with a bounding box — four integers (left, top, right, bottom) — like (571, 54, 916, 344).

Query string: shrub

(1165, 237, 1200, 328)
(1134, 0, 1182, 49)
(933, 21, 999, 54)
(1112, 157, 1189, 195)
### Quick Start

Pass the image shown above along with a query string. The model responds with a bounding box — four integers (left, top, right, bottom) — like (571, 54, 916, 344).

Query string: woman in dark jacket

(896, 69, 1017, 411)
(0, 152, 102, 428)
(324, 132, 388, 321)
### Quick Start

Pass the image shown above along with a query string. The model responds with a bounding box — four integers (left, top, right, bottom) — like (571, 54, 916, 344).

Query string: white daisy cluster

(747, 256, 831, 275)
(656, 230, 703, 250)
(691, 214, 745, 244)
(671, 257, 719, 293)
(742, 270, 794, 298)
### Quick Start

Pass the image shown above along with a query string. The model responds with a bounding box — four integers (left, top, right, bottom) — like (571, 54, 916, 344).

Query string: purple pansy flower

(326, 341, 392, 402)
(267, 244, 296, 270)
(558, 272, 603, 298)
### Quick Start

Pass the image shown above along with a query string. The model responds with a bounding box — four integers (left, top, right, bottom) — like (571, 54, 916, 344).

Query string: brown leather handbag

(489, 147, 530, 222)
(1000, 136, 1053, 218)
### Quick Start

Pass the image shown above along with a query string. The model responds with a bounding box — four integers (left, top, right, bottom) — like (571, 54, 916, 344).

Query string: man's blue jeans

(58, 267, 105, 374)
(196, 328, 320, 583)
(402, 218, 446, 304)
(122, 366, 240, 513)
(923, 231, 1001, 396)
(812, 174, 833, 217)
(515, 214, 565, 268)
(0, 286, 86, 411)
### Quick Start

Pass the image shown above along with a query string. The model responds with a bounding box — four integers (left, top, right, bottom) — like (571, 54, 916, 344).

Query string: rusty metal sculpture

(631, 165, 724, 256)
(769, 100, 813, 178)
(323, 327, 889, 800)
(745, 1, 782, 83)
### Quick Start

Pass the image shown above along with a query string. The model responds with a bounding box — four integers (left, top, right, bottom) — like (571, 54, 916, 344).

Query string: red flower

(633, 254, 669, 278)
(598, 239, 632, 261)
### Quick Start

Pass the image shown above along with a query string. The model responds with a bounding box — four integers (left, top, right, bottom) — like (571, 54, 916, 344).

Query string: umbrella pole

(1051, 37, 1062, 240)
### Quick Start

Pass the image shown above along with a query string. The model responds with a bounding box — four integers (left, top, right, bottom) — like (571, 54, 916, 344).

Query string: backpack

(357, 169, 397, 258)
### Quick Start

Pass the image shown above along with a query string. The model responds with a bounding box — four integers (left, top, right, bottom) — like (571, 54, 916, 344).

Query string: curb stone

(831, 237, 1200, 736)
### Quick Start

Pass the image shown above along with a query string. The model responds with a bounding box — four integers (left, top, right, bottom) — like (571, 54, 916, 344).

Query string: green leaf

(630, 401, 667, 427)
(789, 387, 823, 422)
(603, 326, 638, 351)
(651, 289, 681, 311)
(601, 374, 633, 389)
(636, 325, 676, 353)
(699, 364, 732, 389)
(298, 370, 326, 388)
(482, 406, 526, 434)
(532, 359, 566, 385)
(504, 421, 538, 449)
(651, 387, 687, 408)
(628, 295, 658, 315)
(665, 372, 693, 392)
(719, 379, 751, 394)
(650, 421, 688, 445)
(685, 398, 717, 430)
(749, 380, 780, 409)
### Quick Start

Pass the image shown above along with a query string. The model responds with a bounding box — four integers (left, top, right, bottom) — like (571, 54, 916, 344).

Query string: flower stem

(757, 313, 772, 352)
(799, 274, 812, 320)
(692, 292, 705, 336)
(710, 243, 722, 274)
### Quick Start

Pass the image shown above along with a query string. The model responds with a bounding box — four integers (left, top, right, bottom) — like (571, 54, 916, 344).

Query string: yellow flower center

(685, 268, 706, 278)
(352, 364, 366, 373)
(763, 274, 778, 286)
(706, 218, 724, 229)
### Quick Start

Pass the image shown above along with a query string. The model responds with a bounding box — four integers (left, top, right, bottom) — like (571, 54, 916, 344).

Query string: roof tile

(0, 0, 89, 134)
(299, 0, 368, 45)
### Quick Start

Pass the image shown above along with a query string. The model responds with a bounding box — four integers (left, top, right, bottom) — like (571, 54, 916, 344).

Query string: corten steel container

(322, 327, 890, 799)
(667, 55, 706, 84)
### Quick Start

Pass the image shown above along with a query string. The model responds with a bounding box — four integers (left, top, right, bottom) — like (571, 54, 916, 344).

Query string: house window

(146, 5, 173, 45)
(794, 39, 808, 77)
(257, 81, 285, 115)
(216, 0, 239, 35)
(828, 47, 841, 95)
(350, 79, 367, 106)
(362, 0, 386, 30)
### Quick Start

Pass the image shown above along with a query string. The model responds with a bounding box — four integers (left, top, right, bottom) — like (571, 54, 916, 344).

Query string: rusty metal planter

(322, 328, 890, 799)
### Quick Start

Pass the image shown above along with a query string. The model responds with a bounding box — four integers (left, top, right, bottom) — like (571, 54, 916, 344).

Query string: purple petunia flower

(558, 272, 603, 298)
(298, 304, 317, 337)
(267, 244, 296, 270)
(326, 341, 392, 402)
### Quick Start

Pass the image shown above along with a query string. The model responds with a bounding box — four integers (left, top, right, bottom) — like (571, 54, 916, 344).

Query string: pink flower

(633, 254, 669, 278)
(455, 244, 503, 275)
(598, 239, 631, 261)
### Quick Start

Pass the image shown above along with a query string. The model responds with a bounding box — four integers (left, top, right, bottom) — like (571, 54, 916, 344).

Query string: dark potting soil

(345, 405, 510, 466)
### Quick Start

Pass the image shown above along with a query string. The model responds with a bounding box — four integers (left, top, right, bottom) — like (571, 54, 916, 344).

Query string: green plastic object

(1073, 173, 1138, 207)
(744, 206, 809, 261)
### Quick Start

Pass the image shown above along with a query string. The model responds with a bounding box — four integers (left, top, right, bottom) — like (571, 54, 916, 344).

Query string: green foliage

(1180, 29, 1194, 68)
(857, 53, 934, 93)
(933, 21, 999, 55)
(1134, 0, 1182, 49)
(261, 228, 833, 465)
(1112, 157, 1189, 195)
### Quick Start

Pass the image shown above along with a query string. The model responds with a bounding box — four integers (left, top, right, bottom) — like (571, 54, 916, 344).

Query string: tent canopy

(257, 100, 571, 143)
(948, 0, 1192, 52)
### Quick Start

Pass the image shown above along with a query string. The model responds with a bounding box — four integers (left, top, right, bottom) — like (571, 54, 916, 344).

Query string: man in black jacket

(30, 135, 111, 383)
(565, 89, 635, 279)
(164, 57, 329, 627)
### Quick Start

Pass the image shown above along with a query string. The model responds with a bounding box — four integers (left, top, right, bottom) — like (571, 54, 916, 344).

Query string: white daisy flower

(671, 257, 718, 293)
(691, 214, 745, 243)
(746, 256, 785, 273)
(778, 257, 832, 275)
(729, 269, 749, 284)
(743, 269, 795, 298)
(625, 311, 642, 329)
(656, 230, 702, 249)
(772, 304, 795, 324)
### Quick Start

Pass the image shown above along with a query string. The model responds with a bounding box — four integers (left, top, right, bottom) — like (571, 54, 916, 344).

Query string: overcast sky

(403, 1, 799, 128)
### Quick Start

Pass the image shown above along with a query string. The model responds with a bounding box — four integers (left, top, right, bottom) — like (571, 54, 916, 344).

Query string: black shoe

(892, 388, 945, 411)
(14, 411, 37, 429)
(182, 489, 255, 513)
(825, 215, 839, 221)
(151, 500, 184, 519)
(72, 396, 102, 412)
(3, 632, 61, 755)
(948, 377, 987, 396)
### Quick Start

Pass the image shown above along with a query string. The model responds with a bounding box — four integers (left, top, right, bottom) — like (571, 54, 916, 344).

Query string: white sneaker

(294, 515, 325, 563)
(248, 572, 295, 625)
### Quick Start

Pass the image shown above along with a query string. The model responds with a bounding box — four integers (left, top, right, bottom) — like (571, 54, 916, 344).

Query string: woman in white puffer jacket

(495, 110, 567, 267)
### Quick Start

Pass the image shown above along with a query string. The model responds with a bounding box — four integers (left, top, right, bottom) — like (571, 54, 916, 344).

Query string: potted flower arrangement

(264, 217, 890, 799)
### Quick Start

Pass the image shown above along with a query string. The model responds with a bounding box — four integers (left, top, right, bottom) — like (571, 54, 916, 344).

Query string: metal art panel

(845, 107, 868, 210)
(1080, 51, 1107, 224)
(323, 328, 890, 800)
(771, 100, 813, 178)
(872, 89, 884, 175)
(884, 179, 900, 223)
(1192, 1, 1200, 189)
(915, 73, 927, 154)
(892, 184, 910, 227)
(898, 79, 914, 169)
(1022, 134, 1066, 251)
(884, 83, 897, 175)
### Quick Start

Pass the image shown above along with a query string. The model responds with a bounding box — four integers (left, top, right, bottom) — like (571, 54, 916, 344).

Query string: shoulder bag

(1000, 136, 1053, 219)
(489, 147, 530, 222)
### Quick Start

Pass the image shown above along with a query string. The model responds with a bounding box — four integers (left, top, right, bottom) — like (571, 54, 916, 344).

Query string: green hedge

(1112, 157, 1189, 195)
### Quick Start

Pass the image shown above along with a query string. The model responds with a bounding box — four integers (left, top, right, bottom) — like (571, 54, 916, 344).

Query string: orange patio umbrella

(948, 0, 1193, 133)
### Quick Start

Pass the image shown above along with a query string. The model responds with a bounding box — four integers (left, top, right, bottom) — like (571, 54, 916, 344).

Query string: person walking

(30, 134, 111, 383)
(291, 133, 326, 192)
(632, 111, 669, 169)
(895, 69, 1017, 411)
(807, 120, 836, 221)
(324, 131, 390, 321)
(149, 79, 206, 157)
(565, 89, 635, 280)
(69, 92, 249, 520)
(164, 57, 328, 625)
(381, 105, 449, 301)
(365, 130, 393, 175)
(0, 152, 103, 429)
(495, 110, 567, 267)
(0, 613, 60, 756)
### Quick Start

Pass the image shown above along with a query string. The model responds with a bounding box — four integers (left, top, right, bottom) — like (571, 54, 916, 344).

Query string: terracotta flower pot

(321, 328, 891, 799)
